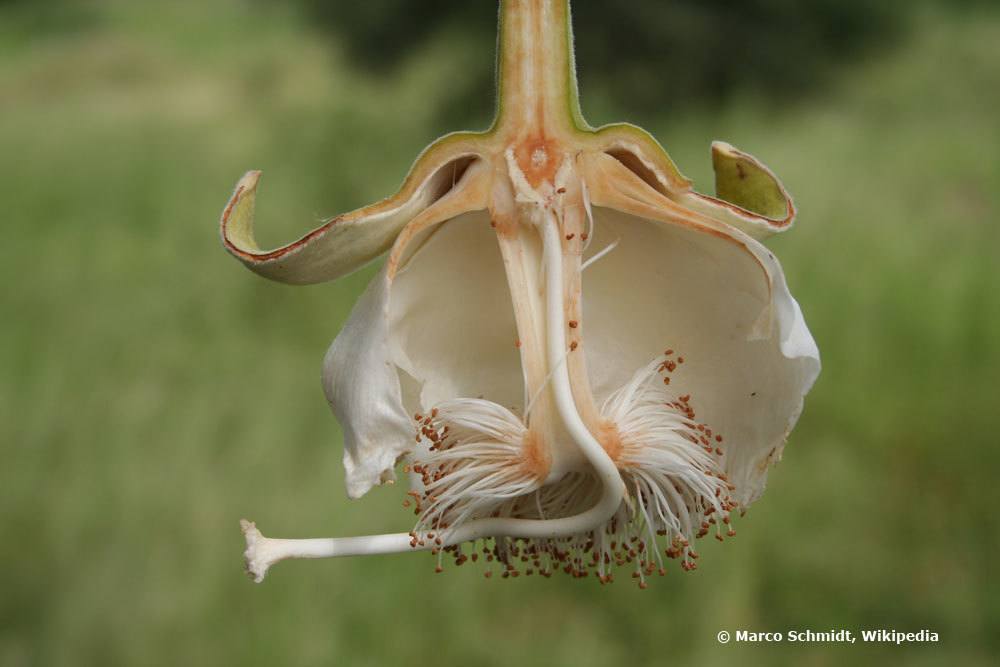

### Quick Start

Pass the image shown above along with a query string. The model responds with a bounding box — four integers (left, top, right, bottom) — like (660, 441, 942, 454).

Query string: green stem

(493, 0, 587, 136)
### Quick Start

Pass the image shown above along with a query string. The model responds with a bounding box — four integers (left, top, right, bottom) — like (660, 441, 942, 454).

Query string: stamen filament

(580, 237, 620, 271)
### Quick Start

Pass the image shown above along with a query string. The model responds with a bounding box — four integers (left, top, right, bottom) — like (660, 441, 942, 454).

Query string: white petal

(320, 161, 499, 499)
(323, 209, 527, 498)
(583, 207, 819, 506)
(322, 266, 412, 499)
(387, 211, 523, 413)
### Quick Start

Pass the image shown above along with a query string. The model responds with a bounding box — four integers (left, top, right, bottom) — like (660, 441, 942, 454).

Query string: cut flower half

(222, 0, 819, 586)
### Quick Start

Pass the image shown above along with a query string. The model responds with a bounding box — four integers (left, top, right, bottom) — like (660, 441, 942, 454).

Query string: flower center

(395, 144, 738, 585)
(406, 342, 738, 585)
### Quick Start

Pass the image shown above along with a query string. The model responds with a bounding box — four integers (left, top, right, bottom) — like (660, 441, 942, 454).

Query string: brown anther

(514, 339, 521, 348)
(484, 571, 492, 579)
(556, 187, 567, 194)
(663, 377, 670, 385)
(581, 232, 589, 240)
(677, 356, 685, 363)
(568, 320, 578, 328)
(489, 220, 497, 228)
(569, 341, 578, 351)
(565, 233, 575, 240)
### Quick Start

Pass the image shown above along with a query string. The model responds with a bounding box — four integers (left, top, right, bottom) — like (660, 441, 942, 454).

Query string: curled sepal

(682, 141, 796, 240)
(220, 148, 481, 285)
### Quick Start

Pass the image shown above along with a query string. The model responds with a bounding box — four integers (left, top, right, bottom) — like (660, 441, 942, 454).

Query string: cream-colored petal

(320, 160, 493, 498)
(322, 265, 412, 499)
(322, 207, 529, 499)
(388, 211, 524, 414)
(583, 206, 817, 506)
(220, 150, 480, 285)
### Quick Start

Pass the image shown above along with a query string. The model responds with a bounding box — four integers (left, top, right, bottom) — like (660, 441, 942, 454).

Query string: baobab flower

(222, 0, 819, 586)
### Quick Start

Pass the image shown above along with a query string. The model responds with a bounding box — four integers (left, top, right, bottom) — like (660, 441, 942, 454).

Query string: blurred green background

(1, 0, 998, 665)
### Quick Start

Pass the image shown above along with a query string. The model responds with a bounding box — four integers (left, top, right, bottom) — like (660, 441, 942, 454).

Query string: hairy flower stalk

(223, 0, 819, 585)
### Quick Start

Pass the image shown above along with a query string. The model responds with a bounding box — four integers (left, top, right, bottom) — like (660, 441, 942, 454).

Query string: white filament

(580, 237, 620, 271)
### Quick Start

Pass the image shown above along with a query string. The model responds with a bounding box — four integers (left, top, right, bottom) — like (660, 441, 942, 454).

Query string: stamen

(581, 237, 620, 271)
(597, 354, 737, 574)
(579, 178, 595, 251)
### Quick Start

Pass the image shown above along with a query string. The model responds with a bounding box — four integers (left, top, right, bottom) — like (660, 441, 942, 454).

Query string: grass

(1, 2, 998, 665)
